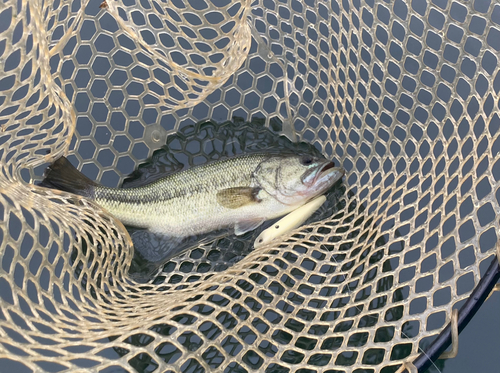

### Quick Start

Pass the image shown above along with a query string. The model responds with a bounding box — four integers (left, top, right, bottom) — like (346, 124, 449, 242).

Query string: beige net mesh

(1, 0, 500, 371)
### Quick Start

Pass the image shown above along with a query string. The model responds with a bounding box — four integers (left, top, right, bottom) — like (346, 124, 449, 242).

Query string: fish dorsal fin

(234, 218, 266, 236)
(216, 187, 261, 209)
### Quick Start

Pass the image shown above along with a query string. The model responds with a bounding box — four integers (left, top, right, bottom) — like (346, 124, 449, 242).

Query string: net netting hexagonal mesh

(1, 0, 500, 371)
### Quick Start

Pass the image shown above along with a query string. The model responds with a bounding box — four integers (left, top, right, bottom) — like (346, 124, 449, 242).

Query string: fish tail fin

(40, 156, 96, 198)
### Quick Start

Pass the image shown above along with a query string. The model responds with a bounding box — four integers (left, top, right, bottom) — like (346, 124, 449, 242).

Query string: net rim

(409, 254, 500, 372)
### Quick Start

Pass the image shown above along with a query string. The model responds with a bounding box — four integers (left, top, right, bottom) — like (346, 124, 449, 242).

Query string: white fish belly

(117, 195, 294, 236)
(98, 188, 301, 238)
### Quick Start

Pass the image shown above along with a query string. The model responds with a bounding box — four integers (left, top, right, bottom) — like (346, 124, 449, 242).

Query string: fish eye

(300, 155, 314, 166)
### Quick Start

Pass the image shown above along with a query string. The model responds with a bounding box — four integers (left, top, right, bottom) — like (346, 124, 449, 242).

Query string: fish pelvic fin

(216, 186, 261, 209)
(40, 156, 97, 198)
(234, 218, 266, 236)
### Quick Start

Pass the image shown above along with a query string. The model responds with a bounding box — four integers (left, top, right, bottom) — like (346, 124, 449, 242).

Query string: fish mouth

(318, 161, 336, 176)
(309, 161, 345, 191)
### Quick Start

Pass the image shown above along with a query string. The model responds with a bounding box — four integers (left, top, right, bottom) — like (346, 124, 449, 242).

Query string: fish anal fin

(216, 187, 261, 209)
(234, 218, 265, 236)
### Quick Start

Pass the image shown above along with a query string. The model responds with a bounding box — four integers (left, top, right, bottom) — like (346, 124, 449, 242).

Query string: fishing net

(1, 0, 500, 371)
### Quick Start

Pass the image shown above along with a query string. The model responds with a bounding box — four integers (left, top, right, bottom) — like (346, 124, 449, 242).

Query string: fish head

(254, 154, 345, 205)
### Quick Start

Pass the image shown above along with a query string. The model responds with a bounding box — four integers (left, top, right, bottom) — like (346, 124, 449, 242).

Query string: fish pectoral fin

(234, 218, 266, 236)
(216, 187, 261, 209)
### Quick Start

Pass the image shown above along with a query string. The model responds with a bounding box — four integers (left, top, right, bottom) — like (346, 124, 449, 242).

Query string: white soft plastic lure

(254, 194, 327, 248)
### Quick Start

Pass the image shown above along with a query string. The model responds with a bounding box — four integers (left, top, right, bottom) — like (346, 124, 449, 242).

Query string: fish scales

(94, 154, 271, 235)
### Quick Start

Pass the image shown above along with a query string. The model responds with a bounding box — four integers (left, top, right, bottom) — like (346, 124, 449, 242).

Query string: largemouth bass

(42, 153, 344, 238)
